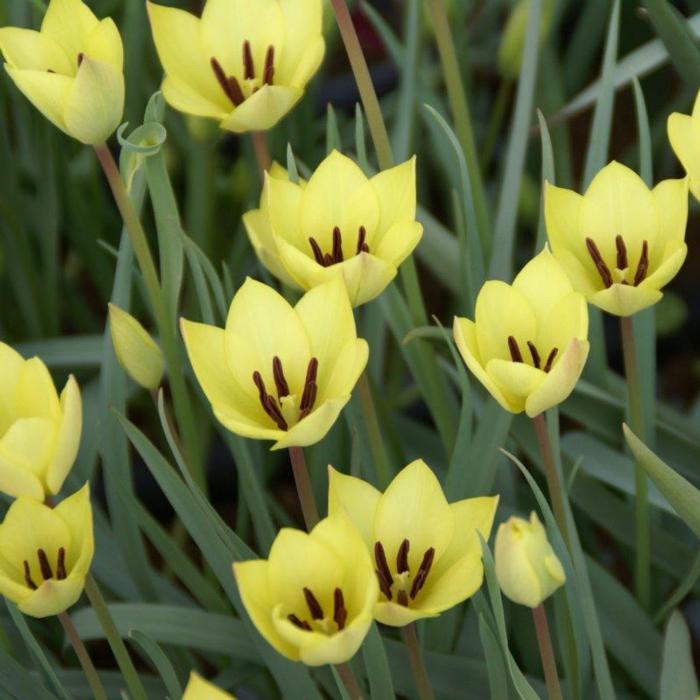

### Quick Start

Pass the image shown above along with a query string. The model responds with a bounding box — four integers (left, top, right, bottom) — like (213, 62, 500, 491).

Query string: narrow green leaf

(325, 104, 342, 153)
(128, 630, 182, 700)
(392, 0, 420, 161)
(660, 611, 699, 700)
(0, 649, 59, 700)
(655, 550, 700, 624)
(361, 623, 394, 699)
(477, 614, 510, 700)
(535, 109, 555, 253)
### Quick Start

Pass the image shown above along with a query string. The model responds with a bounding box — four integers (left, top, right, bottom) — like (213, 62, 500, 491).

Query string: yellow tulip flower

(668, 91, 700, 201)
(494, 512, 565, 608)
(183, 672, 235, 700)
(243, 151, 423, 306)
(0, 483, 94, 618)
(181, 275, 367, 450)
(0, 343, 82, 501)
(328, 460, 498, 627)
(233, 515, 378, 666)
(453, 249, 589, 417)
(545, 161, 688, 316)
(146, 0, 325, 133)
(0, 0, 124, 145)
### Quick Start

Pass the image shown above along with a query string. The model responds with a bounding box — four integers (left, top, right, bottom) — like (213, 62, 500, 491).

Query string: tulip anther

(509, 335, 558, 373)
(586, 236, 650, 288)
(23, 547, 67, 590)
(374, 539, 436, 606)
(287, 586, 348, 633)
(308, 226, 370, 267)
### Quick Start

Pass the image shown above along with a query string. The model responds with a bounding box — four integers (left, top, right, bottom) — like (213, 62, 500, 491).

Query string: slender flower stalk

(532, 604, 563, 700)
(250, 131, 272, 174)
(335, 661, 364, 700)
(288, 446, 320, 529)
(357, 372, 392, 488)
(401, 623, 435, 700)
(620, 316, 650, 608)
(58, 612, 108, 700)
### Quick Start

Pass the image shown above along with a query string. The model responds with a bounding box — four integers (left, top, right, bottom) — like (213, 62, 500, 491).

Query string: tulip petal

(85, 18, 123, 70)
(271, 396, 349, 450)
(0, 343, 23, 433)
(639, 243, 687, 293)
(537, 291, 588, 361)
(219, 85, 302, 134)
(0, 28, 72, 73)
(327, 466, 381, 547)
(277, 0, 324, 84)
(213, 403, 284, 442)
(41, 0, 99, 60)
(374, 600, 436, 627)
(0, 456, 44, 501)
(161, 75, 229, 120)
(321, 339, 368, 403)
(19, 577, 85, 618)
(668, 113, 700, 199)
(589, 283, 662, 317)
(651, 178, 689, 260)
(289, 36, 325, 88)
(4, 67, 71, 134)
(486, 359, 544, 407)
(0, 417, 55, 478)
(54, 483, 93, 575)
(372, 221, 424, 269)
(544, 180, 584, 257)
(369, 157, 417, 235)
(494, 523, 543, 608)
(183, 672, 233, 700)
(264, 173, 306, 253)
(16, 357, 60, 420)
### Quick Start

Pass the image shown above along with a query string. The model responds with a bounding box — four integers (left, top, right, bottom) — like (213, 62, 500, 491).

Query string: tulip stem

(532, 414, 569, 546)
(250, 131, 272, 175)
(58, 612, 108, 700)
(402, 623, 435, 700)
(335, 662, 364, 699)
(620, 315, 651, 609)
(532, 604, 563, 700)
(358, 372, 392, 488)
(84, 575, 148, 700)
(288, 446, 320, 529)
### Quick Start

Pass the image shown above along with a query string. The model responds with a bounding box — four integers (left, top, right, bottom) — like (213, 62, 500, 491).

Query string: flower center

(287, 586, 348, 635)
(210, 41, 275, 107)
(507, 336, 558, 372)
(23, 547, 67, 590)
(308, 226, 370, 268)
(252, 356, 318, 431)
(374, 540, 435, 606)
(585, 236, 649, 289)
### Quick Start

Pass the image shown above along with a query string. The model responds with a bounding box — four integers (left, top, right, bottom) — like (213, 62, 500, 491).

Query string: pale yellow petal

(54, 484, 93, 576)
(0, 456, 44, 500)
(265, 172, 305, 249)
(277, 0, 324, 84)
(289, 36, 325, 88)
(416, 549, 484, 615)
(651, 178, 688, 260)
(327, 466, 381, 547)
(485, 359, 544, 405)
(588, 283, 662, 317)
(369, 157, 417, 235)
(374, 600, 436, 626)
(18, 577, 85, 618)
(41, 0, 99, 60)
(0, 343, 23, 432)
(544, 180, 584, 256)
(639, 243, 687, 292)
(372, 221, 423, 268)
(320, 339, 368, 402)
(219, 86, 302, 134)
(85, 18, 123, 70)
(161, 75, 229, 121)
(270, 396, 349, 450)
(0, 418, 56, 478)
(45, 376, 81, 495)
(0, 28, 72, 73)
(183, 672, 234, 700)
(668, 112, 700, 195)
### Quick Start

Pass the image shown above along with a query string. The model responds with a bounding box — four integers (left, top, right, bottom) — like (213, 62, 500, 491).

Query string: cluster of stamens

(507, 336, 558, 373)
(586, 235, 649, 289)
(374, 539, 435, 606)
(23, 548, 67, 590)
(252, 356, 318, 431)
(287, 586, 348, 633)
(309, 226, 370, 267)
(210, 40, 275, 107)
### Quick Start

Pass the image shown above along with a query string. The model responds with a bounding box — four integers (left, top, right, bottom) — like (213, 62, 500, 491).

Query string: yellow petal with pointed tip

(372, 221, 423, 269)
(41, 0, 98, 60)
(0, 27, 72, 73)
(277, 0, 324, 85)
(4, 67, 71, 134)
(219, 86, 302, 134)
(668, 112, 700, 200)
(84, 18, 123, 70)
(327, 466, 381, 547)
(370, 157, 418, 234)
(589, 283, 662, 317)
(183, 672, 235, 700)
(271, 396, 349, 450)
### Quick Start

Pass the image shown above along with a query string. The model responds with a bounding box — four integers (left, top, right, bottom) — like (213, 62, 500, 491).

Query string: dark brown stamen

(37, 549, 53, 580)
(543, 348, 558, 373)
(409, 547, 435, 599)
(227, 76, 245, 106)
(23, 561, 37, 590)
(332, 226, 344, 264)
(272, 356, 290, 398)
(303, 587, 324, 620)
(288, 614, 311, 631)
(397, 589, 409, 606)
(242, 40, 255, 80)
(263, 45, 275, 85)
(210, 57, 244, 106)
(309, 237, 325, 265)
(633, 240, 649, 286)
(357, 226, 369, 254)
(77, 52, 84, 67)
(396, 539, 410, 574)
(374, 542, 394, 594)
(253, 371, 288, 430)
(508, 336, 523, 363)
(585, 238, 613, 288)
(527, 341, 541, 369)
(323, 253, 334, 267)
(56, 547, 67, 580)
(299, 358, 319, 420)
(333, 588, 347, 630)
(615, 235, 628, 270)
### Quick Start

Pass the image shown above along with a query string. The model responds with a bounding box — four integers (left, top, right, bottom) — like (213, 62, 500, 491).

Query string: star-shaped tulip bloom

(0, 0, 124, 145)
(545, 161, 688, 317)
(668, 91, 700, 201)
(0, 343, 82, 500)
(454, 248, 589, 417)
(234, 515, 378, 666)
(243, 151, 423, 306)
(147, 0, 325, 133)
(328, 460, 498, 626)
(0, 484, 94, 618)
(181, 275, 368, 450)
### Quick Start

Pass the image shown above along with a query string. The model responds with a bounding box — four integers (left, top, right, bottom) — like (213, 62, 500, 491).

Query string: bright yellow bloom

(545, 161, 688, 316)
(328, 460, 498, 626)
(108, 303, 164, 391)
(233, 515, 378, 666)
(181, 275, 367, 450)
(453, 248, 589, 418)
(147, 0, 325, 133)
(243, 151, 423, 307)
(183, 672, 235, 700)
(0, 343, 82, 500)
(668, 91, 700, 201)
(0, 483, 94, 618)
(494, 512, 565, 608)
(0, 0, 124, 145)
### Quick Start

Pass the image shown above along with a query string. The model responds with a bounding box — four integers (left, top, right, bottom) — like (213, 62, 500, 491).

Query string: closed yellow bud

(0, 483, 94, 618)
(183, 672, 236, 699)
(494, 512, 565, 608)
(108, 304, 164, 391)
(0, 343, 82, 500)
(668, 90, 700, 201)
(0, 0, 124, 145)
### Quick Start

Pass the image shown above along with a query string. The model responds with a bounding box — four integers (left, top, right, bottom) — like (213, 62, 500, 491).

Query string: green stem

(288, 446, 320, 529)
(532, 414, 569, 546)
(357, 372, 392, 488)
(250, 131, 272, 175)
(84, 574, 148, 700)
(532, 604, 563, 700)
(335, 662, 364, 699)
(57, 612, 108, 700)
(401, 623, 435, 700)
(620, 315, 650, 609)
(481, 79, 512, 171)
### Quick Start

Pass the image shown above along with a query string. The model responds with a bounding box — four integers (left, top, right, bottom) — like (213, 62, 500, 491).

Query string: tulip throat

(308, 226, 370, 267)
(585, 236, 649, 289)
(210, 41, 275, 108)
(508, 336, 558, 372)
(287, 586, 348, 634)
(23, 547, 67, 590)
(374, 539, 435, 607)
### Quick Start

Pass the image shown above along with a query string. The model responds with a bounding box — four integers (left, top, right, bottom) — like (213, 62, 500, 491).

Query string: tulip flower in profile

(183, 672, 235, 699)
(233, 515, 378, 666)
(0, 343, 82, 501)
(0, 483, 94, 618)
(668, 91, 700, 201)
(181, 275, 368, 450)
(147, 0, 325, 133)
(0, 0, 124, 145)
(243, 151, 423, 306)
(545, 161, 688, 317)
(453, 248, 589, 418)
(328, 460, 499, 626)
